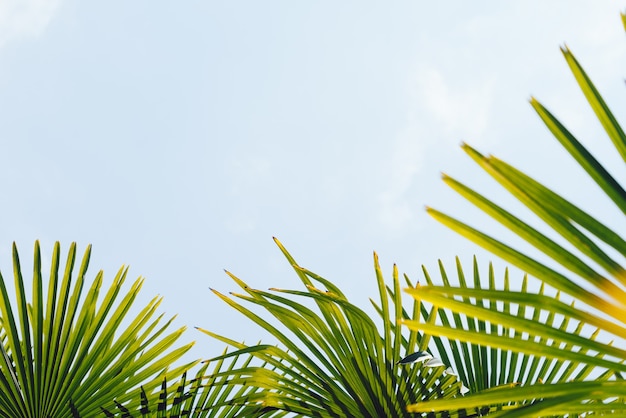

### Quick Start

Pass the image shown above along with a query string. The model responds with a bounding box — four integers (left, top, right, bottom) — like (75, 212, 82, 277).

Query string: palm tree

(0, 241, 197, 417)
(405, 11, 626, 417)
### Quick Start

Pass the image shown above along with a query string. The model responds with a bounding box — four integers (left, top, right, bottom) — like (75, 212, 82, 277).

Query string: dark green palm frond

(104, 344, 294, 417)
(416, 12, 626, 416)
(190, 346, 290, 418)
(195, 345, 295, 418)
(101, 370, 199, 417)
(0, 241, 197, 417)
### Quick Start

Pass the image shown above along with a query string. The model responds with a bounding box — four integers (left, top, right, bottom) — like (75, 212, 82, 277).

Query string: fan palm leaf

(409, 11, 626, 416)
(197, 238, 581, 417)
(199, 238, 467, 417)
(101, 347, 280, 418)
(0, 241, 197, 417)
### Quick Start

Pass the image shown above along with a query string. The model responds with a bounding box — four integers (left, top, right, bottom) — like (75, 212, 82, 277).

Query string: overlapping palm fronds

(198, 238, 568, 417)
(410, 12, 626, 416)
(404, 258, 625, 416)
(101, 369, 209, 418)
(101, 349, 277, 418)
(0, 241, 197, 417)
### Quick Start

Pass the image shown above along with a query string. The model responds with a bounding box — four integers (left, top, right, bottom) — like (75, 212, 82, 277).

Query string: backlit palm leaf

(197, 241, 470, 417)
(0, 241, 197, 417)
(404, 258, 625, 415)
(413, 12, 626, 416)
(198, 238, 560, 417)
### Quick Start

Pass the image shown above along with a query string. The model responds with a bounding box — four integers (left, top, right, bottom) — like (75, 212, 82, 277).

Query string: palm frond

(417, 12, 626, 416)
(198, 238, 567, 417)
(0, 241, 197, 417)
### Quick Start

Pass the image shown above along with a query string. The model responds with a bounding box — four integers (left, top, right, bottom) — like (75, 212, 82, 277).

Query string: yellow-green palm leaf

(199, 239, 567, 417)
(414, 11, 626, 417)
(0, 241, 197, 417)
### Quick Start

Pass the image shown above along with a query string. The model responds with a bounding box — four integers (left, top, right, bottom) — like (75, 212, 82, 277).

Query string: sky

(1, 1, 626, 364)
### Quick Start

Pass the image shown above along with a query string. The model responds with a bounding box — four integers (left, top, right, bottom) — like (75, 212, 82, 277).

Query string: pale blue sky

(1, 1, 625, 361)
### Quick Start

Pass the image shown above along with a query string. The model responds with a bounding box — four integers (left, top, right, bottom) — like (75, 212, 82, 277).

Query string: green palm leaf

(0, 241, 197, 417)
(405, 257, 623, 414)
(198, 238, 569, 417)
(415, 11, 626, 416)
(101, 348, 280, 418)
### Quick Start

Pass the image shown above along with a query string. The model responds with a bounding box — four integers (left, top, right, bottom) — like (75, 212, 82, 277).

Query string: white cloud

(377, 64, 495, 233)
(377, 120, 425, 232)
(414, 65, 494, 142)
(0, 0, 62, 48)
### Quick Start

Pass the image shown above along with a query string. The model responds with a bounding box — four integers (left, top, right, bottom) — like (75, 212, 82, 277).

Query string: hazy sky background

(1, 1, 626, 363)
